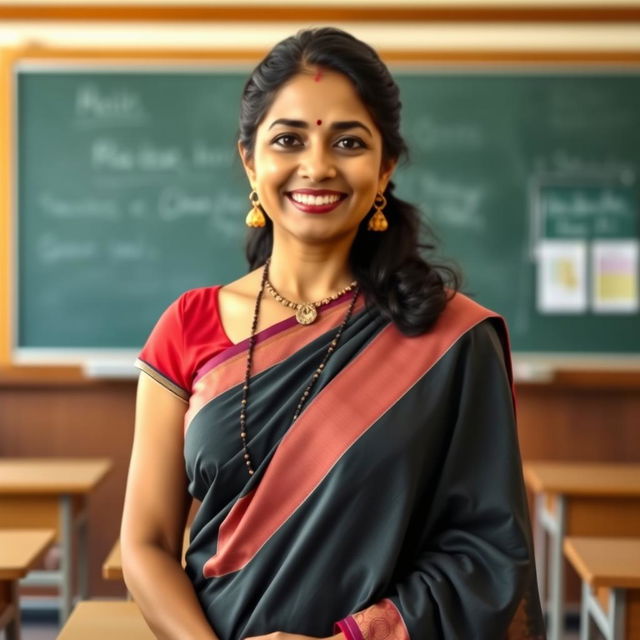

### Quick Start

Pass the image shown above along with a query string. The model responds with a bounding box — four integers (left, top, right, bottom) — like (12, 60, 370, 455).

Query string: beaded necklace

(239, 257, 360, 476)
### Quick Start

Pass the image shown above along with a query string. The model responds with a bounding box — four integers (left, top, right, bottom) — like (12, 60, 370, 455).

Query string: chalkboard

(13, 63, 640, 362)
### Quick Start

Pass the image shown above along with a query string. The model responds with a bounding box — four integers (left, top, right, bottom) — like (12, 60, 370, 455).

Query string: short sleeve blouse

(135, 286, 233, 402)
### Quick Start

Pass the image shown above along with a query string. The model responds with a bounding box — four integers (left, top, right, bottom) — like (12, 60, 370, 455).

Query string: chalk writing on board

(539, 185, 636, 240)
(534, 150, 635, 183)
(75, 84, 148, 124)
(37, 234, 99, 264)
(38, 193, 121, 221)
(91, 138, 186, 172)
(158, 186, 217, 221)
(396, 170, 487, 232)
(108, 241, 157, 262)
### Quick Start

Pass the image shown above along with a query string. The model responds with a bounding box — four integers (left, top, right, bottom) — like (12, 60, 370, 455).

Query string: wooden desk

(0, 529, 56, 640)
(57, 600, 155, 639)
(524, 462, 640, 640)
(0, 458, 113, 625)
(564, 537, 640, 640)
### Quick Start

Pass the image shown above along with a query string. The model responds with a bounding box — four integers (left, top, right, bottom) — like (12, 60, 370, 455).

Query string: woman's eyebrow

(268, 118, 307, 130)
(268, 118, 372, 136)
(331, 121, 373, 136)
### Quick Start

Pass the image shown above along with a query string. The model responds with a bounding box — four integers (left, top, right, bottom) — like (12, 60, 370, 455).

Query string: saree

(136, 287, 545, 640)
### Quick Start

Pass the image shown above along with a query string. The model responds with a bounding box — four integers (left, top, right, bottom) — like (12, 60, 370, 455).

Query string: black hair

(238, 26, 460, 336)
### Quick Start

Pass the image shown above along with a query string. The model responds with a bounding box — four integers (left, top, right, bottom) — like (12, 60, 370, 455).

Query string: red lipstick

(286, 189, 347, 215)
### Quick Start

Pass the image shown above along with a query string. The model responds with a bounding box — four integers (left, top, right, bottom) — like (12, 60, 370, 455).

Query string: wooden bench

(0, 528, 56, 640)
(564, 537, 640, 640)
(523, 461, 640, 640)
(57, 600, 155, 639)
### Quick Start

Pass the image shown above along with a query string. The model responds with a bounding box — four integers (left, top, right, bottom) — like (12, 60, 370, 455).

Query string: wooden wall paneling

(0, 381, 137, 598)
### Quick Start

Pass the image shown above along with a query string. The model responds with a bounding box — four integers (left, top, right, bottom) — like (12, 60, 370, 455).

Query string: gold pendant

(296, 304, 318, 325)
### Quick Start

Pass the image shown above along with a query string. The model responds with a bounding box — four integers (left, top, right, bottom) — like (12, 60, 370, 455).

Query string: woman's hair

(238, 26, 460, 336)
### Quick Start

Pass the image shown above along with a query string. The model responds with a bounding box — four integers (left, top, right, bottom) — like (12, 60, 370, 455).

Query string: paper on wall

(536, 240, 587, 313)
(592, 240, 639, 313)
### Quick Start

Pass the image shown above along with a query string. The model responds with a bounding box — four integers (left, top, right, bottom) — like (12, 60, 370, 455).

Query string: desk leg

(609, 589, 626, 640)
(58, 494, 74, 625)
(533, 492, 547, 607)
(77, 506, 89, 601)
(549, 495, 566, 640)
(586, 584, 626, 640)
(4, 582, 21, 640)
(580, 581, 592, 640)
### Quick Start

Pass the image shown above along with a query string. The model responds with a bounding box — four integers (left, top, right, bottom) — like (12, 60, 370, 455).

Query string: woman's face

(239, 68, 396, 245)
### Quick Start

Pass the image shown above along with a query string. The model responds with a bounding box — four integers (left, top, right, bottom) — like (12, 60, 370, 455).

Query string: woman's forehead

(262, 70, 373, 125)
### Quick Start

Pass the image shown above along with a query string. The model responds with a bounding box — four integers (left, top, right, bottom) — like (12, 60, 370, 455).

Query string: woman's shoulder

(176, 268, 259, 313)
(438, 291, 505, 335)
(218, 268, 263, 300)
(441, 292, 513, 378)
(437, 291, 511, 359)
(175, 269, 263, 347)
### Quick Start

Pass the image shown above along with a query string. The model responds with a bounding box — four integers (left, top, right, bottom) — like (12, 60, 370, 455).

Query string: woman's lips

(285, 191, 347, 214)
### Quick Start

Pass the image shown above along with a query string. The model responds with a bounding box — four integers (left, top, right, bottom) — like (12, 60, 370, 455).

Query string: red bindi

(314, 69, 323, 82)
(316, 119, 322, 126)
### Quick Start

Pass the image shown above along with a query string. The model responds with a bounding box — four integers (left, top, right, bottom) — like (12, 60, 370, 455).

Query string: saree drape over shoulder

(135, 286, 545, 640)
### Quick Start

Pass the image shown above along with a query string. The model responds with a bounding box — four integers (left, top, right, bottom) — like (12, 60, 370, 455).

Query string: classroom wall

(1, 0, 639, 604)
(2, 20, 640, 51)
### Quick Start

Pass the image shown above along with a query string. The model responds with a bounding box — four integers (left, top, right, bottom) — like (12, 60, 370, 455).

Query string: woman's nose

(297, 145, 337, 181)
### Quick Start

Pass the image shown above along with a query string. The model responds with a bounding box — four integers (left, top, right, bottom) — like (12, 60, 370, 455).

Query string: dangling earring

(245, 189, 266, 228)
(367, 192, 388, 232)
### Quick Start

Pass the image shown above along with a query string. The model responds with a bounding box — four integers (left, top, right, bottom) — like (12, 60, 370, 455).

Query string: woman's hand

(244, 633, 343, 640)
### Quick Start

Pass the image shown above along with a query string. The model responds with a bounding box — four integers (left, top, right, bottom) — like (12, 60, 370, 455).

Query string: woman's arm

(121, 372, 219, 640)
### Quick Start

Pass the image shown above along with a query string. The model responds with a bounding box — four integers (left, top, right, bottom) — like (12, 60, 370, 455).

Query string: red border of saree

(200, 292, 501, 579)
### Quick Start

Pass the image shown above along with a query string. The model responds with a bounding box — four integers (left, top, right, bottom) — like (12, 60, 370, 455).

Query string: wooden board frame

(2, 45, 640, 385)
(1, 4, 640, 23)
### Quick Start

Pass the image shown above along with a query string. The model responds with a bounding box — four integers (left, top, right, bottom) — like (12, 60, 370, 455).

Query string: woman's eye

(273, 134, 301, 148)
(336, 137, 365, 151)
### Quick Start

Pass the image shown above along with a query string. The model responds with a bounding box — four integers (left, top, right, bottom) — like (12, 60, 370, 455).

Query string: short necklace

(265, 273, 358, 325)
(240, 258, 360, 476)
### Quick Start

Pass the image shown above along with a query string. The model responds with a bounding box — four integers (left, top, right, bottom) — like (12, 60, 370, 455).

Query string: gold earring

(367, 192, 388, 232)
(245, 189, 266, 228)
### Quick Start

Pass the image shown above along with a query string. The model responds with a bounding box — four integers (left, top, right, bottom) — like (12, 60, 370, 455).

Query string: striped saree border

(194, 289, 364, 380)
(135, 357, 189, 403)
(201, 292, 498, 578)
(184, 294, 366, 434)
(335, 616, 364, 640)
(336, 599, 410, 640)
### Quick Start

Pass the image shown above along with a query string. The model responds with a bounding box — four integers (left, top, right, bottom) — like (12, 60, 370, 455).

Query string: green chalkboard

(14, 64, 640, 360)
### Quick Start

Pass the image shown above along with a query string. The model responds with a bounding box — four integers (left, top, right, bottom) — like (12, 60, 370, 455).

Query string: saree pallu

(180, 291, 545, 640)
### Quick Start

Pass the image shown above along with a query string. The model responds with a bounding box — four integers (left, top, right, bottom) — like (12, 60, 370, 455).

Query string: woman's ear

(237, 140, 256, 185)
(378, 157, 398, 193)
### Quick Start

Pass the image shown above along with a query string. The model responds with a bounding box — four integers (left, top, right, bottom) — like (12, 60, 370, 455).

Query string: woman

(121, 27, 545, 640)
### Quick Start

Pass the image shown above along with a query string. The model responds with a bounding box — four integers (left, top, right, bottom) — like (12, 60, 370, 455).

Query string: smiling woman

(121, 27, 545, 640)
(238, 69, 393, 252)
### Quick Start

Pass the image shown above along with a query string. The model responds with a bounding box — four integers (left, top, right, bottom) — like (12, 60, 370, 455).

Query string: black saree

(171, 290, 544, 640)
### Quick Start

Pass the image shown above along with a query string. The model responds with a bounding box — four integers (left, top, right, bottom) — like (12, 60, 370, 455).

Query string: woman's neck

(267, 234, 356, 303)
